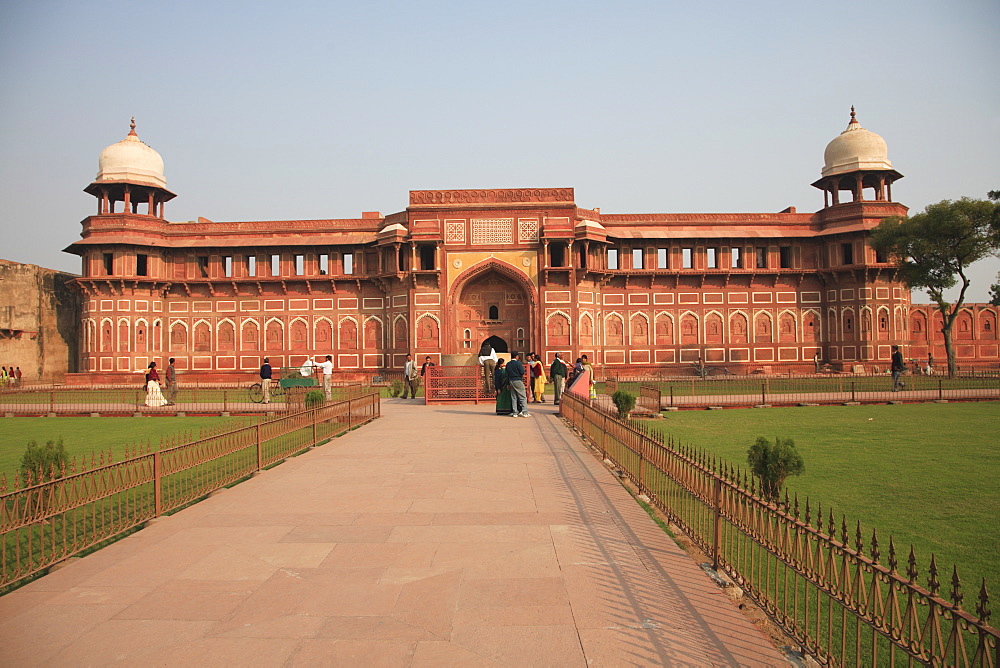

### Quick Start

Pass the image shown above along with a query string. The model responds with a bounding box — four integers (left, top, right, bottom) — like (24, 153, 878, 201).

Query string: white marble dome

(821, 108, 893, 178)
(95, 119, 166, 188)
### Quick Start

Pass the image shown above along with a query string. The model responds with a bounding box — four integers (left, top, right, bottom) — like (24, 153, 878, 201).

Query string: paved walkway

(0, 400, 786, 667)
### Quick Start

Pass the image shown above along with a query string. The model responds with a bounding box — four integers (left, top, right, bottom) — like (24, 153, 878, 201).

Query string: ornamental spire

(128, 116, 137, 137)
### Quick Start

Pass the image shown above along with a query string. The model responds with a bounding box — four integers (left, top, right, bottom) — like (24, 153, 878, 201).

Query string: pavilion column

(854, 174, 863, 202)
(123, 185, 131, 212)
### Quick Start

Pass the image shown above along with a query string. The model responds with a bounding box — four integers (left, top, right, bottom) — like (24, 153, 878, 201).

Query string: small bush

(746, 436, 805, 501)
(304, 390, 325, 408)
(21, 438, 69, 484)
(389, 379, 403, 397)
(611, 390, 636, 419)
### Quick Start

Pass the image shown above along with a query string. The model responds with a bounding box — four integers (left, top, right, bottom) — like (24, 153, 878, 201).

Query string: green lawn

(0, 416, 255, 481)
(644, 402, 1000, 600)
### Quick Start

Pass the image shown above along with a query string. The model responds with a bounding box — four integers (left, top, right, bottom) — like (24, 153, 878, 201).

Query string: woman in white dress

(145, 362, 168, 407)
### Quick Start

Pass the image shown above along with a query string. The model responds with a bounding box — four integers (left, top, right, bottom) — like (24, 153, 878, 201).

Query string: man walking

(890, 345, 905, 392)
(506, 352, 529, 417)
(549, 353, 567, 405)
(165, 357, 178, 405)
(402, 353, 420, 399)
(318, 354, 334, 399)
(260, 357, 273, 403)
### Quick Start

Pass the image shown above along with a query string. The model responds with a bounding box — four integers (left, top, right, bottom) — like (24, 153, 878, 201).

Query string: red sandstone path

(0, 401, 787, 667)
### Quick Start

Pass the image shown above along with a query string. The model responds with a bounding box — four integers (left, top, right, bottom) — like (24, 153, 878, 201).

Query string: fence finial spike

(950, 565, 964, 608)
(855, 520, 864, 554)
(906, 546, 918, 582)
(870, 528, 880, 563)
(804, 498, 811, 526)
(928, 554, 940, 595)
(887, 536, 897, 573)
(976, 578, 991, 622)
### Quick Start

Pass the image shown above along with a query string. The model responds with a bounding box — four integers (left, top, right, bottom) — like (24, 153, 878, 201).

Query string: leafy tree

(870, 197, 1000, 377)
(990, 275, 1000, 307)
(611, 390, 636, 419)
(746, 436, 804, 502)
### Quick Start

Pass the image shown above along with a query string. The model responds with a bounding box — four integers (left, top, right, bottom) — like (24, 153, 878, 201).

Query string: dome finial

(850, 105, 856, 120)
(128, 117, 137, 137)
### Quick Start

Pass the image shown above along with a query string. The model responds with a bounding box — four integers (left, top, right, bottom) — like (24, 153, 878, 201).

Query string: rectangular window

(875, 246, 887, 263)
(731, 247, 742, 268)
(223, 255, 233, 277)
(632, 248, 643, 269)
(103, 253, 114, 276)
(270, 254, 280, 277)
(294, 254, 304, 276)
(343, 252, 354, 275)
(319, 253, 329, 275)
(248, 255, 257, 277)
(842, 242, 854, 265)
(657, 248, 668, 269)
(607, 248, 619, 270)
(682, 248, 693, 269)
(197, 255, 209, 278)
(136, 253, 148, 276)
(706, 247, 718, 269)
(756, 247, 767, 269)
(779, 246, 792, 269)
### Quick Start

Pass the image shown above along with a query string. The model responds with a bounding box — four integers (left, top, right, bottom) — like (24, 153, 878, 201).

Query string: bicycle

(248, 380, 285, 403)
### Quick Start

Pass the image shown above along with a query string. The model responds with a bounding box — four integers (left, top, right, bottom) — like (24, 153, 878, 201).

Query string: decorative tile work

(444, 219, 466, 244)
(518, 218, 539, 242)
(471, 218, 513, 245)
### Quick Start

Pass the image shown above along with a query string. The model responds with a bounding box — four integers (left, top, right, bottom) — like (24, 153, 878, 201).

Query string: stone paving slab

(0, 399, 787, 666)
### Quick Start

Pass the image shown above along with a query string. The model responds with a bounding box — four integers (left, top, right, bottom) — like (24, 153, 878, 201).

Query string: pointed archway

(449, 260, 536, 356)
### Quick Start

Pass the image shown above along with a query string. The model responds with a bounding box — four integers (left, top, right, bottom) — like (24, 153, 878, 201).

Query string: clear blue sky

(2, 0, 997, 301)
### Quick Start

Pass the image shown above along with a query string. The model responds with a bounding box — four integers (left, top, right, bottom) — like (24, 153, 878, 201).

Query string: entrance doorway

(481, 335, 508, 354)
(455, 269, 531, 356)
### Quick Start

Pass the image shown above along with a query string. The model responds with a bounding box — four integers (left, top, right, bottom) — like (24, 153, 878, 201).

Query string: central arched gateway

(450, 261, 535, 356)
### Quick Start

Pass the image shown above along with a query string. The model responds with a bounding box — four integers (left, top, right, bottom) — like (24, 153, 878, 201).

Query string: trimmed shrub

(611, 390, 636, 419)
(21, 438, 69, 484)
(746, 436, 805, 501)
(304, 390, 325, 408)
(389, 379, 403, 397)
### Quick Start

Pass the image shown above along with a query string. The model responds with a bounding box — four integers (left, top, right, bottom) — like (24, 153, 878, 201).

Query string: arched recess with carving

(392, 315, 408, 350)
(265, 317, 284, 351)
(193, 319, 212, 352)
(802, 309, 820, 343)
(980, 308, 997, 339)
(117, 318, 130, 352)
(704, 311, 724, 345)
(314, 317, 333, 352)
(546, 311, 571, 346)
(338, 316, 358, 350)
(630, 312, 650, 345)
(876, 306, 890, 341)
(151, 318, 162, 352)
(754, 311, 773, 343)
(416, 314, 441, 348)
(777, 310, 797, 343)
(449, 259, 536, 355)
(680, 311, 699, 345)
(654, 311, 674, 345)
(86, 319, 96, 353)
(729, 311, 748, 344)
(363, 316, 384, 349)
(605, 313, 624, 346)
(217, 318, 236, 352)
(956, 309, 974, 340)
(289, 317, 309, 350)
(841, 307, 856, 341)
(579, 312, 595, 347)
(241, 319, 260, 351)
(827, 307, 838, 341)
(135, 318, 148, 353)
(169, 320, 188, 352)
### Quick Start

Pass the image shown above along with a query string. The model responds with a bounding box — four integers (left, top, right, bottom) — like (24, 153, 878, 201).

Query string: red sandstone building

(64, 113, 998, 380)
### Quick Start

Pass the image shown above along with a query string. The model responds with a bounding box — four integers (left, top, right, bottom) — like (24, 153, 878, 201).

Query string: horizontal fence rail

(0, 382, 368, 416)
(0, 389, 380, 593)
(599, 374, 1000, 409)
(559, 392, 999, 666)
